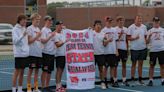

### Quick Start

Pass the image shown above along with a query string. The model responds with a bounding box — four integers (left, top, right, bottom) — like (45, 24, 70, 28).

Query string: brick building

(56, 6, 164, 29)
(0, 0, 47, 27)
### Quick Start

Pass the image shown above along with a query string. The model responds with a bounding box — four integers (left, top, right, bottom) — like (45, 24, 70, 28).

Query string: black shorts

(15, 57, 29, 69)
(42, 53, 55, 73)
(56, 56, 65, 69)
(130, 48, 147, 62)
(94, 55, 105, 66)
(28, 56, 42, 69)
(105, 54, 118, 67)
(150, 51, 164, 65)
(117, 49, 128, 62)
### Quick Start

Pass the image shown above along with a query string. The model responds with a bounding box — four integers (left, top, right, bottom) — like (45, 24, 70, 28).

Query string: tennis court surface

(0, 55, 163, 92)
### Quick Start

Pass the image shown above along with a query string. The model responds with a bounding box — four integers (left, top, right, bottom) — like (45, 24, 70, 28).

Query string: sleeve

(127, 26, 132, 36)
(54, 34, 60, 43)
(12, 28, 24, 45)
(41, 28, 47, 39)
(114, 30, 119, 40)
(144, 26, 148, 35)
(27, 27, 33, 37)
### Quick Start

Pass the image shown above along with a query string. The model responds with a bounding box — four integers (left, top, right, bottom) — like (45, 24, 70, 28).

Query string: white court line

(95, 85, 143, 92)
(0, 68, 14, 70)
(0, 71, 66, 82)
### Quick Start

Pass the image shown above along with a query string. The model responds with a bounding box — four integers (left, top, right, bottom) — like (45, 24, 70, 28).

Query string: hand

(108, 38, 113, 42)
(50, 32, 56, 38)
(36, 31, 42, 38)
(135, 34, 140, 40)
(116, 50, 119, 56)
(23, 31, 27, 36)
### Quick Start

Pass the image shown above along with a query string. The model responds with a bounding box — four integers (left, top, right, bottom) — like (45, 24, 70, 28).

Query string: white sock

(56, 83, 62, 89)
(114, 78, 117, 82)
(122, 77, 126, 82)
(12, 87, 16, 92)
(18, 86, 22, 92)
(149, 79, 153, 81)
(162, 78, 164, 82)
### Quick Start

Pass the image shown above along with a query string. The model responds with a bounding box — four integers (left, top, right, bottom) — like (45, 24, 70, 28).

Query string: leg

(56, 67, 64, 88)
(41, 71, 47, 88)
(131, 61, 137, 80)
(122, 62, 126, 81)
(46, 73, 51, 87)
(138, 60, 143, 81)
(27, 68, 33, 91)
(34, 68, 39, 90)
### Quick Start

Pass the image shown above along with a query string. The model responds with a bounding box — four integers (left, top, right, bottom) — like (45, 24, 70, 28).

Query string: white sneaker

(101, 82, 107, 89)
(33, 89, 41, 92)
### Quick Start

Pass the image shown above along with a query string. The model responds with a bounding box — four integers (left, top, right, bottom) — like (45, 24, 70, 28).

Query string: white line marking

(0, 71, 66, 82)
(0, 68, 14, 70)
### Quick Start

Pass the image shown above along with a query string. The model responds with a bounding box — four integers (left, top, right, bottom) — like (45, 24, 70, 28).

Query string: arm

(41, 32, 56, 44)
(12, 29, 26, 45)
(28, 31, 41, 45)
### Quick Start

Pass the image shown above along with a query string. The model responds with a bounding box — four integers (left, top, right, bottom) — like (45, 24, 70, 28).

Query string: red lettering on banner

(66, 52, 94, 64)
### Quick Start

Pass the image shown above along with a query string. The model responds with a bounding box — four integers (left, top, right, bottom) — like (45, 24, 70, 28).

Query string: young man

(40, 16, 56, 91)
(102, 16, 119, 87)
(54, 21, 66, 92)
(26, 13, 42, 92)
(93, 20, 106, 89)
(147, 17, 164, 86)
(115, 16, 129, 86)
(127, 15, 147, 86)
(12, 14, 29, 92)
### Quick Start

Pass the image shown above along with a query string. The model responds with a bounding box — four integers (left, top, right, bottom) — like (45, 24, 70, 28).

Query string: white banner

(64, 29, 95, 90)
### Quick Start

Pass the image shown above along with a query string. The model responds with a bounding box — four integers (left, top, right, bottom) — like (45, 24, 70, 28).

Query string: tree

(47, 2, 69, 19)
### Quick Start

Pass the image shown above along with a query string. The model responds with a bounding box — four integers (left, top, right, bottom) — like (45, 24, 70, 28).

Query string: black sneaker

(104, 78, 108, 88)
(110, 77, 114, 84)
(112, 81, 119, 87)
(123, 80, 130, 86)
(162, 81, 164, 86)
(147, 80, 153, 86)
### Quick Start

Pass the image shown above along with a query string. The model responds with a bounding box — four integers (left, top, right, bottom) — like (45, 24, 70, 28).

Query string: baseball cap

(55, 21, 63, 25)
(44, 15, 52, 21)
(105, 16, 113, 22)
(153, 17, 160, 22)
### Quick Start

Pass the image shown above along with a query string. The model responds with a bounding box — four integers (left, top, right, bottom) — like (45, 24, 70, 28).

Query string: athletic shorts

(42, 53, 55, 73)
(117, 49, 128, 62)
(105, 54, 118, 67)
(94, 55, 105, 66)
(15, 57, 29, 69)
(28, 56, 42, 69)
(130, 48, 147, 62)
(56, 56, 65, 69)
(150, 51, 164, 65)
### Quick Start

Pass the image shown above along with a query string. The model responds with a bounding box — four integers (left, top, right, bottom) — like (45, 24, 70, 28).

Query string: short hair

(135, 15, 142, 20)
(116, 16, 125, 22)
(17, 14, 27, 23)
(30, 13, 41, 20)
(93, 20, 102, 27)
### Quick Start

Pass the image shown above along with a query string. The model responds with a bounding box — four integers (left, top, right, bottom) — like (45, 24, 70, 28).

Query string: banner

(65, 29, 95, 90)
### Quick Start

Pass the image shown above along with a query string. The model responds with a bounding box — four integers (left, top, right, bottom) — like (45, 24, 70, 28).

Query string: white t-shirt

(115, 26, 128, 50)
(147, 27, 164, 52)
(127, 24, 147, 50)
(102, 27, 118, 54)
(12, 24, 29, 57)
(55, 31, 66, 57)
(93, 31, 105, 55)
(41, 27, 56, 55)
(27, 25, 42, 57)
